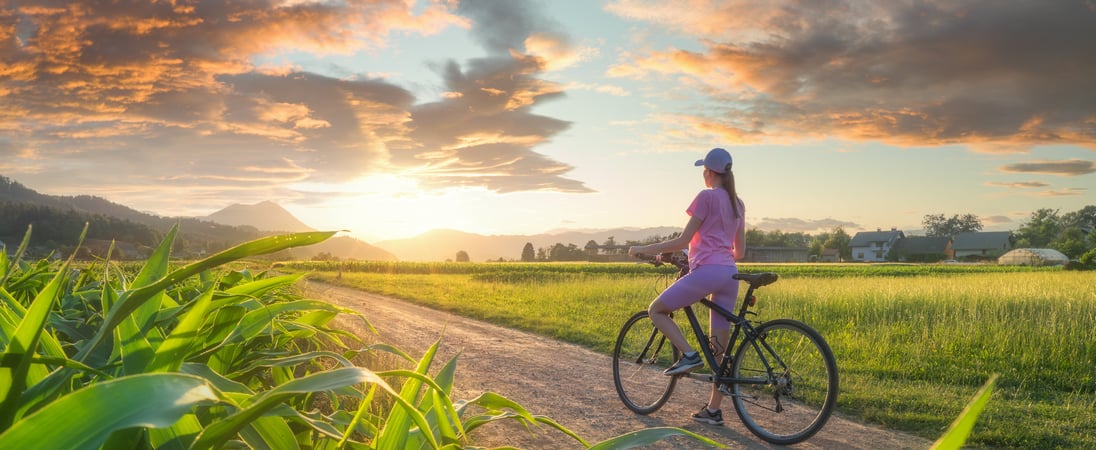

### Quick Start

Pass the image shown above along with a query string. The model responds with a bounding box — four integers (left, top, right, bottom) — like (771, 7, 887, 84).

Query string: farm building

(817, 248, 841, 263)
(952, 231, 1012, 260)
(888, 236, 952, 262)
(850, 229, 904, 262)
(998, 248, 1069, 266)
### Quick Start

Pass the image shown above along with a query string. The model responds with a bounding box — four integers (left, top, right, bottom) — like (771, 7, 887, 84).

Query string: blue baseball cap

(694, 147, 732, 173)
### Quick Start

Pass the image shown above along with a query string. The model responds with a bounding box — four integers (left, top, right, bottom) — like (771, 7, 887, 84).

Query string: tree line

(502, 205, 1095, 263)
(0, 201, 284, 259)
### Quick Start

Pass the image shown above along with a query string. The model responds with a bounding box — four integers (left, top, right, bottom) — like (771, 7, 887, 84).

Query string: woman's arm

(628, 215, 702, 257)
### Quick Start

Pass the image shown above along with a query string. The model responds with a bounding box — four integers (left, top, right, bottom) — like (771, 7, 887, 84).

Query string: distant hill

(375, 227, 680, 261)
(205, 201, 314, 232)
(202, 201, 394, 261)
(283, 236, 396, 261)
(0, 175, 395, 261)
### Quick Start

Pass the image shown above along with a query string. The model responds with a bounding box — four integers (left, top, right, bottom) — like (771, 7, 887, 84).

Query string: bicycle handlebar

(633, 252, 687, 268)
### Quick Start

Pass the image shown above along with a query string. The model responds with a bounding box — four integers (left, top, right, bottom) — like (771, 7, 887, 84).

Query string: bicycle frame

(678, 282, 779, 389)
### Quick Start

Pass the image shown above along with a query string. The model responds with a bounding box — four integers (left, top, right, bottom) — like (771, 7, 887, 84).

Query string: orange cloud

(606, 0, 1096, 152)
(2, 0, 588, 209)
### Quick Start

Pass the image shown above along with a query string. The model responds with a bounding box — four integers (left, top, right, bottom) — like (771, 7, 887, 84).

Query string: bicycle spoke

(613, 311, 678, 414)
(731, 319, 838, 445)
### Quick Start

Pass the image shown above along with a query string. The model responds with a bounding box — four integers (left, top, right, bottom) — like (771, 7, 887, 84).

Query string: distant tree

(1061, 205, 1096, 232)
(1056, 205, 1096, 258)
(1051, 227, 1089, 259)
(823, 227, 852, 261)
(455, 250, 470, 262)
(808, 238, 825, 259)
(1014, 209, 1061, 248)
(546, 242, 585, 261)
(630, 232, 680, 246)
(585, 240, 599, 252)
(756, 230, 812, 247)
(923, 213, 983, 238)
(311, 252, 336, 261)
(744, 228, 765, 246)
(521, 242, 536, 261)
(603, 236, 616, 247)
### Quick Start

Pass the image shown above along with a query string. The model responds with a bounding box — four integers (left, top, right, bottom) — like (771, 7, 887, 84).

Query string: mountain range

(206, 201, 314, 232)
(0, 174, 678, 261)
(0, 175, 394, 261)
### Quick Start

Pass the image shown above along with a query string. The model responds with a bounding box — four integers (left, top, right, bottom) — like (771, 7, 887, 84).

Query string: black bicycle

(612, 253, 838, 445)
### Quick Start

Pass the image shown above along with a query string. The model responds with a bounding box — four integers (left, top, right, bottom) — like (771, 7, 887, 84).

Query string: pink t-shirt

(686, 188, 743, 270)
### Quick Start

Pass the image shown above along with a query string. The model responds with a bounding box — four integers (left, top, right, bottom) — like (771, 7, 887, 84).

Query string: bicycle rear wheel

(730, 319, 838, 445)
(612, 311, 679, 414)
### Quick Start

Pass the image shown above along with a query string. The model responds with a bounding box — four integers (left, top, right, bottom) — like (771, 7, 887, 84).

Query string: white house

(849, 229, 905, 262)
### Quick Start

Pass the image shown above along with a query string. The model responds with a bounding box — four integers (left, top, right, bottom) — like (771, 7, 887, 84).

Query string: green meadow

(286, 261, 1096, 448)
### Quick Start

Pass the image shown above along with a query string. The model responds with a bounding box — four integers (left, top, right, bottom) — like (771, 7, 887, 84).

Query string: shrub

(1079, 247, 1096, 269)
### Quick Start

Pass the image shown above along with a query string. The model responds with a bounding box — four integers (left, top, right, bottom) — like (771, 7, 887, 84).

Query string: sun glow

(292, 174, 520, 242)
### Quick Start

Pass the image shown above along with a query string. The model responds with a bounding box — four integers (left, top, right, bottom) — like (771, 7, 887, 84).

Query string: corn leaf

(191, 367, 430, 450)
(0, 250, 7, 288)
(240, 415, 300, 450)
(222, 300, 354, 344)
(116, 313, 155, 376)
(225, 273, 304, 298)
(416, 354, 466, 444)
(375, 339, 441, 449)
(148, 414, 204, 450)
(588, 427, 726, 449)
(146, 285, 216, 373)
(127, 223, 176, 335)
(931, 374, 998, 450)
(0, 373, 219, 450)
(0, 264, 68, 428)
(339, 384, 379, 446)
(0, 225, 32, 286)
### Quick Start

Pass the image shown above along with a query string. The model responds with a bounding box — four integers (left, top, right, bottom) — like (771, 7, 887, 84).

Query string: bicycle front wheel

(612, 311, 679, 414)
(730, 319, 838, 445)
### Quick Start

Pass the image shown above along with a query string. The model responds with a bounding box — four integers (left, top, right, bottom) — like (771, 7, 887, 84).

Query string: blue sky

(2, 0, 1094, 242)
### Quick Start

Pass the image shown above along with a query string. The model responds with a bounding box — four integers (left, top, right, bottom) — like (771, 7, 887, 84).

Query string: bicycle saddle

(733, 272, 778, 287)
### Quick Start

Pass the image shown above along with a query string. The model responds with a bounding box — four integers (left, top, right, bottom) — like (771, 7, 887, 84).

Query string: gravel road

(304, 281, 932, 449)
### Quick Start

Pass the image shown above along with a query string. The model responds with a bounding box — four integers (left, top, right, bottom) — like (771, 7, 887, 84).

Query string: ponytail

(721, 163, 740, 218)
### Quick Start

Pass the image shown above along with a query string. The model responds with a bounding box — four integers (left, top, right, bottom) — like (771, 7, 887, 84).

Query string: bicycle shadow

(609, 374, 927, 449)
(612, 375, 782, 450)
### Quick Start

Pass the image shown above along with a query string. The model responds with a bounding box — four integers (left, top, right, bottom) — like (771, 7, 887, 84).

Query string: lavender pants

(654, 264, 739, 331)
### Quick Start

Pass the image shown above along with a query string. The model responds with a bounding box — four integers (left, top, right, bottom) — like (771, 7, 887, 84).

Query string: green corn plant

(0, 224, 723, 449)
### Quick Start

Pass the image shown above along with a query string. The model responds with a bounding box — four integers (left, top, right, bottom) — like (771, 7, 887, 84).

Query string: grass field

(283, 261, 1096, 448)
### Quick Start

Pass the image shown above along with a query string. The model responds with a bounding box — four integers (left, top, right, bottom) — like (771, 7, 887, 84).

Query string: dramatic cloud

(0, 0, 589, 214)
(606, 0, 1096, 152)
(390, 0, 592, 193)
(999, 159, 1096, 176)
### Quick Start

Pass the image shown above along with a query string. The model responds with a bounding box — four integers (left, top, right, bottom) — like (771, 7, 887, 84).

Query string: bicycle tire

(730, 319, 838, 445)
(612, 311, 679, 414)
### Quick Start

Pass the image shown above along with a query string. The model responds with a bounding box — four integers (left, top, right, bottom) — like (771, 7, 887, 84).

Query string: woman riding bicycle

(627, 147, 745, 426)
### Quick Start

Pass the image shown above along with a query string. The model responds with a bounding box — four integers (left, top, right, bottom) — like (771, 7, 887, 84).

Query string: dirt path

(304, 281, 932, 449)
